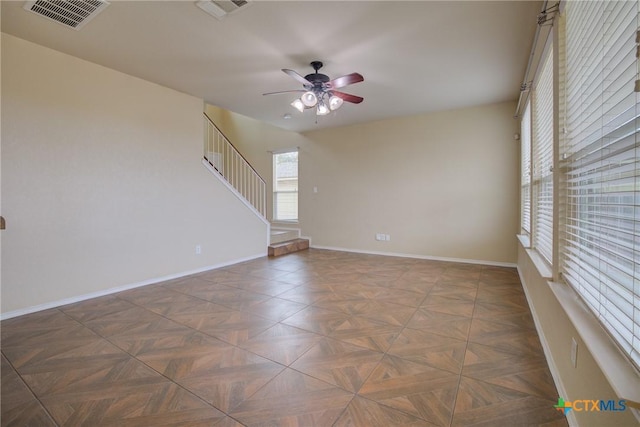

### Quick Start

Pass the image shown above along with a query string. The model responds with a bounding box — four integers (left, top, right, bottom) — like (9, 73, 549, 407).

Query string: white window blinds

(532, 46, 554, 263)
(521, 102, 532, 235)
(273, 151, 299, 221)
(562, 0, 640, 368)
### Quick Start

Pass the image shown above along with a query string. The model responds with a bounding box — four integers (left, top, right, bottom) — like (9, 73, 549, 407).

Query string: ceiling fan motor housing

(305, 60, 330, 90)
(304, 73, 330, 86)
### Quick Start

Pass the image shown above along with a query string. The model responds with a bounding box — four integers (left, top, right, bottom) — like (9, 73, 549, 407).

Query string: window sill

(518, 235, 552, 279)
(517, 233, 531, 248)
(518, 237, 640, 417)
(548, 281, 640, 410)
(272, 220, 299, 225)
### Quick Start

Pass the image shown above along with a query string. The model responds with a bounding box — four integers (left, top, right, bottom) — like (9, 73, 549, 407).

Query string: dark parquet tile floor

(1, 249, 568, 426)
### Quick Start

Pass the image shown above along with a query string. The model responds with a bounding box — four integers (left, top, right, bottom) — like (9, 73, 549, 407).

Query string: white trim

(517, 233, 531, 249)
(268, 147, 299, 154)
(271, 220, 299, 226)
(270, 226, 301, 232)
(518, 235, 552, 279)
(271, 221, 300, 232)
(0, 252, 265, 321)
(529, 248, 552, 280)
(310, 245, 516, 268)
(266, 222, 271, 250)
(548, 281, 640, 413)
(518, 238, 640, 423)
(202, 159, 270, 228)
(517, 264, 577, 427)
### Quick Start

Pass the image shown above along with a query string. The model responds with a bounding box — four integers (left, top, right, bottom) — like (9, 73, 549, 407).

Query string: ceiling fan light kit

(317, 102, 330, 115)
(301, 91, 318, 107)
(291, 98, 305, 113)
(265, 61, 364, 117)
(329, 95, 344, 110)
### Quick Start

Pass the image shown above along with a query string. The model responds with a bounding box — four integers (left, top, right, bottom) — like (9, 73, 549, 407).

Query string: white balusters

(203, 114, 267, 218)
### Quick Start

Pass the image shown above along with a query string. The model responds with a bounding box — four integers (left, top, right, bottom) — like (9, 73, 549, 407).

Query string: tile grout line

(2, 253, 564, 426)
(61, 302, 249, 421)
(1, 347, 61, 427)
(446, 270, 482, 427)
(333, 270, 441, 425)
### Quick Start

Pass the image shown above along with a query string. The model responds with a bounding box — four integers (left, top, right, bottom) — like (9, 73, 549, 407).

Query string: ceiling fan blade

(263, 90, 306, 96)
(332, 90, 364, 104)
(329, 72, 364, 89)
(282, 69, 312, 85)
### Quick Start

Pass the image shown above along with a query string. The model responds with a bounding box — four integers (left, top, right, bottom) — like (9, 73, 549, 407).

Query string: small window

(273, 151, 298, 221)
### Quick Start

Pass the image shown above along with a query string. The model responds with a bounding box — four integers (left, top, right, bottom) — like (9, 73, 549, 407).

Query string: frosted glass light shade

(316, 102, 330, 115)
(301, 91, 318, 107)
(291, 98, 305, 112)
(329, 95, 343, 110)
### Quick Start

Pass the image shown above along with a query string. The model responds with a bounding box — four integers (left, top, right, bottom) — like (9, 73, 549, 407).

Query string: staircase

(203, 113, 308, 257)
(203, 114, 267, 218)
(268, 228, 309, 257)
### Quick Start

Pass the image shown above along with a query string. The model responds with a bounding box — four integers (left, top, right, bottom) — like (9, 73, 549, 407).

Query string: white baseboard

(1, 246, 515, 320)
(310, 245, 517, 268)
(0, 252, 265, 321)
(517, 264, 578, 427)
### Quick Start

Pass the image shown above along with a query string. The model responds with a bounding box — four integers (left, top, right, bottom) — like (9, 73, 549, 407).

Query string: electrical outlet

(375, 233, 384, 241)
(571, 338, 578, 368)
(195, 245, 202, 255)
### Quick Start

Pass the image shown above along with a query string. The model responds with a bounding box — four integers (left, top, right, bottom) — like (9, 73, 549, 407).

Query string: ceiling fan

(264, 61, 364, 116)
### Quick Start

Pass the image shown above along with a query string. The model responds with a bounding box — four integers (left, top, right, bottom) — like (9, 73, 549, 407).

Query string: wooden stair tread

(268, 238, 309, 257)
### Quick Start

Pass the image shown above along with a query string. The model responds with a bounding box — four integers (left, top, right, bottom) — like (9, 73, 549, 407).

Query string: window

(561, 0, 640, 368)
(532, 44, 554, 263)
(273, 151, 298, 221)
(521, 101, 532, 236)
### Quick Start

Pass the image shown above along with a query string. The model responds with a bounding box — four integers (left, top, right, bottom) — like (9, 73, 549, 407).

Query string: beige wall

(207, 101, 520, 265)
(518, 243, 639, 426)
(1, 34, 267, 316)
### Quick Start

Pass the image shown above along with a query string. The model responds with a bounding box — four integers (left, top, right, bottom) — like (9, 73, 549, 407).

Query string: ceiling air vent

(196, 0, 251, 20)
(23, 0, 109, 30)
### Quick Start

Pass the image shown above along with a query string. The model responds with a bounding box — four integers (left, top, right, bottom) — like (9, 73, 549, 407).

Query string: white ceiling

(1, 0, 541, 132)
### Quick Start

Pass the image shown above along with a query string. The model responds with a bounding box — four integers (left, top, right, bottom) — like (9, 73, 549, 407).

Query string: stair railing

(203, 113, 267, 218)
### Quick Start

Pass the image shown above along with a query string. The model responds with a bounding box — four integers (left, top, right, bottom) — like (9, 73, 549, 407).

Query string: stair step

(268, 238, 309, 257)
(270, 228, 299, 245)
